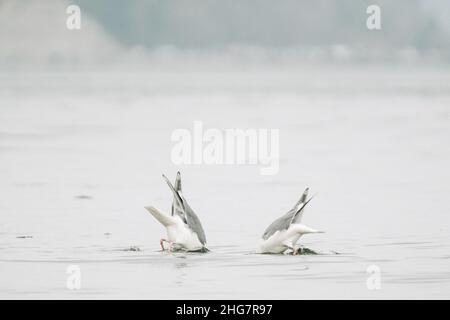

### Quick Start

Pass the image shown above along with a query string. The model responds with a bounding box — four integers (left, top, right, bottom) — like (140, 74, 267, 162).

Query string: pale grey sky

(75, 0, 450, 49)
(1, 0, 449, 68)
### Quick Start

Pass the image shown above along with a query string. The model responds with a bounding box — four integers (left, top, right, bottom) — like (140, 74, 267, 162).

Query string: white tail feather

(294, 223, 324, 235)
(144, 206, 176, 227)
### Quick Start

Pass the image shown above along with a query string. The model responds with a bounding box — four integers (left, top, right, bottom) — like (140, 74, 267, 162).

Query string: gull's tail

(144, 206, 176, 227)
(294, 223, 324, 235)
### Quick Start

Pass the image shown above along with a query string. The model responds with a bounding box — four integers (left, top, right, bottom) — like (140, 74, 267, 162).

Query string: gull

(144, 172, 207, 252)
(258, 188, 323, 254)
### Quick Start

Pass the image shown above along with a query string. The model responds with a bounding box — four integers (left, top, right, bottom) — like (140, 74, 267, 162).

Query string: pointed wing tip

(302, 187, 310, 198)
(304, 196, 314, 206)
(162, 174, 171, 184)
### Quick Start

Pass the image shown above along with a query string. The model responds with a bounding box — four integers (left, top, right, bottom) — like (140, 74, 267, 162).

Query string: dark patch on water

(196, 247, 210, 253)
(295, 247, 318, 255)
(74, 195, 93, 200)
(123, 246, 141, 252)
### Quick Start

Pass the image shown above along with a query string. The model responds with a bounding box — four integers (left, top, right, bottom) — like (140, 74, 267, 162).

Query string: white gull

(145, 172, 207, 252)
(258, 188, 323, 254)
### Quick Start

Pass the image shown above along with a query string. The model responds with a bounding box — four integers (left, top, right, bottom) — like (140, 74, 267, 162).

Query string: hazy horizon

(1, 0, 450, 71)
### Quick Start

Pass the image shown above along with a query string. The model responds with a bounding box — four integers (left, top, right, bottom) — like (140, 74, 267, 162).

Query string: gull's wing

(292, 188, 309, 208)
(163, 174, 187, 223)
(290, 195, 314, 225)
(184, 202, 207, 245)
(171, 172, 183, 217)
(174, 171, 182, 192)
(262, 190, 314, 240)
(262, 210, 295, 240)
(162, 173, 207, 245)
(291, 187, 309, 224)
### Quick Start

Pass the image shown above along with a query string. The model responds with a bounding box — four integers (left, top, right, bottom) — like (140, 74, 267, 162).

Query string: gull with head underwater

(145, 172, 208, 252)
(258, 188, 324, 254)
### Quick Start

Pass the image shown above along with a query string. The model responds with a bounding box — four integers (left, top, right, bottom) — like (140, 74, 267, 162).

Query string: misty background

(1, 0, 450, 70)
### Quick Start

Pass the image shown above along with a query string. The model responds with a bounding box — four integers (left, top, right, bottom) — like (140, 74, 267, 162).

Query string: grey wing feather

(163, 174, 186, 223)
(171, 172, 183, 217)
(291, 187, 309, 224)
(294, 188, 309, 207)
(162, 173, 207, 245)
(290, 196, 314, 224)
(262, 209, 295, 240)
(174, 172, 182, 192)
(262, 192, 314, 240)
(184, 202, 207, 245)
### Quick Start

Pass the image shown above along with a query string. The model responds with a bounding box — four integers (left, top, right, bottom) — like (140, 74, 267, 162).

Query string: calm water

(1, 66, 450, 299)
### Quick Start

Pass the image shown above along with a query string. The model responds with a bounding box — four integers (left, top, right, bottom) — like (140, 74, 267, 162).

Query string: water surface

(1, 67, 450, 299)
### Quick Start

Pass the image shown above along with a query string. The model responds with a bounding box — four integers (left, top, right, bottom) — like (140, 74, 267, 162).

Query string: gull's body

(145, 172, 207, 252)
(258, 188, 323, 254)
(144, 206, 204, 251)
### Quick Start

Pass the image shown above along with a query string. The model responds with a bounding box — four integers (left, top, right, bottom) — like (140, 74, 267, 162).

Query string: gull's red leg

(160, 238, 167, 251)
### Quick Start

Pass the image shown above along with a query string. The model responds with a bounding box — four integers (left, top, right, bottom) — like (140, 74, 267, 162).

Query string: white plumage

(145, 172, 207, 252)
(258, 188, 323, 254)
(144, 206, 204, 251)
